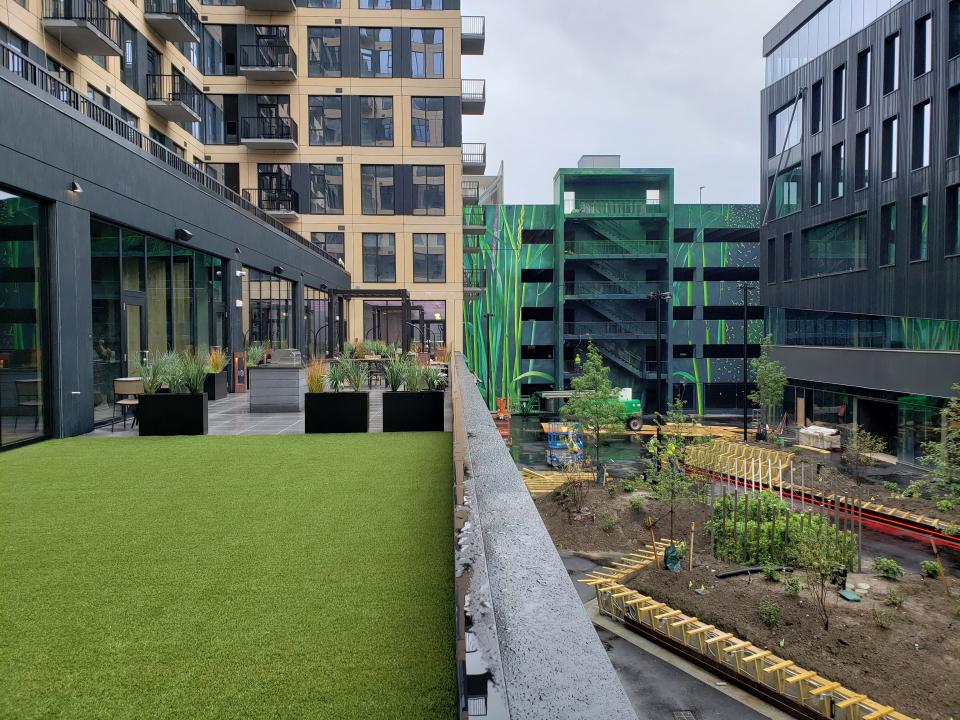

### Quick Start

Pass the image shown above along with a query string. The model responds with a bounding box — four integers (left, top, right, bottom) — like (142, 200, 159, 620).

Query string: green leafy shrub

(621, 481, 636, 493)
(156, 351, 185, 391)
(762, 564, 781, 582)
(607, 482, 618, 497)
(134, 358, 164, 395)
(338, 358, 369, 392)
(945, 524, 960, 537)
(920, 560, 941, 579)
(629, 496, 644, 512)
(872, 557, 904, 580)
(404, 364, 428, 392)
(784, 577, 801, 596)
(758, 600, 781, 628)
(873, 609, 893, 629)
(306, 359, 326, 394)
(883, 589, 905, 608)
(326, 361, 345, 392)
(882, 481, 900, 494)
(936, 499, 956, 513)
(599, 513, 620, 533)
(901, 484, 923, 499)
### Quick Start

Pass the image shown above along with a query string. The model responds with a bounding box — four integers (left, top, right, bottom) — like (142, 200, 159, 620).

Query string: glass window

(881, 115, 899, 179)
(913, 100, 931, 169)
(303, 286, 330, 360)
(831, 142, 845, 198)
(810, 152, 823, 206)
(411, 28, 443, 78)
(951, 0, 960, 59)
(312, 232, 345, 262)
(783, 233, 793, 281)
(413, 233, 446, 282)
(768, 99, 803, 157)
(0, 191, 46, 445)
(832, 64, 846, 123)
(242, 269, 293, 349)
(359, 28, 392, 77)
(772, 164, 801, 218)
(202, 0, 238, 5)
(362, 233, 396, 282)
(202, 26, 226, 75)
(359, 0, 391, 7)
(767, 237, 776, 282)
(883, 32, 899, 94)
(854, 130, 870, 190)
(204, 95, 225, 144)
(856, 48, 871, 109)
(914, 14, 932, 77)
(360, 96, 393, 146)
(802, 213, 867, 276)
(411, 0, 443, 7)
(306, 0, 340, 6)
(308, 96, 342, 146)
(119, 18, 138, 90)
(881, 202, 897, 265)
(911, 194, 929, 261)
(948, 186, 960, 256)
(949, 87, 960, 157)
(309, 164, 344, 214)
(412, 165, 445, 215)
(811, 79, 823, 134)
(412, 97, 443, 147)
(308, 28, 342, 77)
(361, 165, 395, 215)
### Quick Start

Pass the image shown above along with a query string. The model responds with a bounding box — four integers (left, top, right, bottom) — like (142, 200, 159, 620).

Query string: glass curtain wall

(90, 219, 223, 423)
(304, 286, 330, 359)
(0, 191, 46, 447)
(242, 268, 293, 348)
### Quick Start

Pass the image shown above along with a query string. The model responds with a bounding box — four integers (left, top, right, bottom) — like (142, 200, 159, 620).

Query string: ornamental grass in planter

(203, 347, 230, 400)
(137, 351, 209, 436)
(382, 359, 445, 433)
(304, 356, 369, 434)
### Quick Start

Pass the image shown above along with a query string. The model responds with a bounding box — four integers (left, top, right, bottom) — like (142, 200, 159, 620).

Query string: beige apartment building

(1, 0, 484, 353)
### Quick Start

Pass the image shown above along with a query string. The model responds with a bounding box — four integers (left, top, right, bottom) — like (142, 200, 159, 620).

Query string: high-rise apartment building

(761, 0, 960, 464)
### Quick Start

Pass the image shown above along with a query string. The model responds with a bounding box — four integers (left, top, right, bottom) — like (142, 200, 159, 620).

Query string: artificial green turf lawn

(0, 434, 454, 720)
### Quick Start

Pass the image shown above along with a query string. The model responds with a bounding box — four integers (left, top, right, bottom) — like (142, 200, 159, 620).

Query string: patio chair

(112, 378, 144, 431)
(14, 379, 42, 432)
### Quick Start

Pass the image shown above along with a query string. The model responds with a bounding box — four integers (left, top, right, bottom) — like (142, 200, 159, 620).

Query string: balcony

(145, 74, 201, 123)
(240, 116, 298, 150)
(462, 179, 480, 206)
(461, 16, 485, 55)
(566, 198, 669, 218)
(241, 0, 295, 11)
(461, 79, 485, 115)
(462, 143, 486, 176)
(243, 188, 299, 220)
(463, 205, 486, 235)
(565, 240, 668, 257)
(463, 269, 486, 294)
(565, 281, 662, 299)
(143, 0, 200, 43)
(239, 43, 297, 82)
(563, 322, 658, 340)
(42, 0, 122, 56)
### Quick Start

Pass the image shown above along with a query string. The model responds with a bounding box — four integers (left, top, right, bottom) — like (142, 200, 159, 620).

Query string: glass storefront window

(242, 268, 293, 348)
(304, 286, 329, 359)
(0, 191, 46, 446)
(91, 219, 122, 424)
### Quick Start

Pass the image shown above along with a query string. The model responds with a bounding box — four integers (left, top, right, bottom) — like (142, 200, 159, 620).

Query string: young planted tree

(797, 527, 846, 631)
(920, 383, 960, 502)
(561, 342, 627, 481)
(747, 335, 787, 431)
(646, 397, 699, 544)
(844, 425, 887, 572)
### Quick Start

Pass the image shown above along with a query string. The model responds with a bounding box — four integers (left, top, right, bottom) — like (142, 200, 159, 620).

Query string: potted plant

(203, 347, 230, 401)
(304, 356, 369, 433)
(382, 360, 444, 432)
(245, 341, 269, 389)
(138, 351, 209, 436)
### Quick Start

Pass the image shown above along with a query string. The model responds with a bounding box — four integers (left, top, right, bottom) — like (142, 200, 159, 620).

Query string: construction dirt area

(534, 484, 960, 720)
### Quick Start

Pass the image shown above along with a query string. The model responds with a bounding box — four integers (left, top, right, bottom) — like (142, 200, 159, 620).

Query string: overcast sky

(462, 0, 797, 206)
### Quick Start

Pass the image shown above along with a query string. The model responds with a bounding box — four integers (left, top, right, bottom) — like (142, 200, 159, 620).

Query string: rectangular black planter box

(203, 370, 229, 401)
(382, 391, 444, 432)
(138, 393, 208, 436)
(304, 392, 369, 433)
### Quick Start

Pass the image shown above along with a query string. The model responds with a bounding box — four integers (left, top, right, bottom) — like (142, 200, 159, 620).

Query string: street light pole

(647, 291, 673, 420)
(737, 281, 756, 442)
(483, 311, 494, 410)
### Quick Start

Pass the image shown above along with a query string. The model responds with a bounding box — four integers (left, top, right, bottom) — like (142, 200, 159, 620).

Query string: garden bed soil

(626, 563, 960, 720)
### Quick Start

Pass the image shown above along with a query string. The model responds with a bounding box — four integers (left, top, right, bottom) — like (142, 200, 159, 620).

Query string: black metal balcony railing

(0, 45, 341, 267)
(462, 179, 480, 204)
(240, 115, 298, 142)
(143, 0, 201, 37)
(239, 43, 297, 70)
(43, 0, 121, 45)
(463, 205, 485, 227)
(146, 73, 202, 114)
(243, 188, 298, 214)
(461, 78, 485, 103)
(461, 15, 485, 39)
(567, 198, 669, 217)
(462, 143, 486, 167)
(564, 322, 658, 338)
(464, 269, 486, 288)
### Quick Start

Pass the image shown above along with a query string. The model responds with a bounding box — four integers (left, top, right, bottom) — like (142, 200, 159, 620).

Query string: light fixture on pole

(646, 290, 672, 422)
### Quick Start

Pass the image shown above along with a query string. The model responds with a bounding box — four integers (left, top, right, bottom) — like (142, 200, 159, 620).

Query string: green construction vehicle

(519, 390, 645, 431)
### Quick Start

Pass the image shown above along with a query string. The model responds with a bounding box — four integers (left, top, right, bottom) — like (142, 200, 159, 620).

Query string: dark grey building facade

(0, 51, 349, 448)
(761, 0, 960, 464)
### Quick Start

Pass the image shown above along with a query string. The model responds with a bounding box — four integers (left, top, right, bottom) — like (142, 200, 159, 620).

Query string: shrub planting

(872, 557, 904, 580)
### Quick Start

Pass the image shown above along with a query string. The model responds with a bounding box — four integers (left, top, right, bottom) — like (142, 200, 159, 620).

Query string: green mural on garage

(463, 204, 557, 407)
(672, 204, 762, 415)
